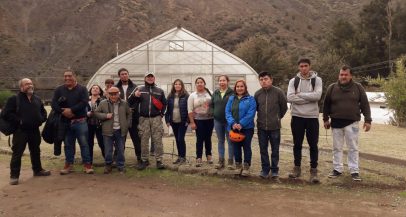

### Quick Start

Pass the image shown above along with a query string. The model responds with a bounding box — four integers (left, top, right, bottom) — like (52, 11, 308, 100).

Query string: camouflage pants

(138, 116, 164, 162)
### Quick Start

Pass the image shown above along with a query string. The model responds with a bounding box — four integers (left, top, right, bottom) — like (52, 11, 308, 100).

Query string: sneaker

(34, 169, 51, 177)
(207, 155, 213, 164)
(178, 157, 186, 165)
(60, 163, 73, 175)
(351, 173, 362, 181)
(156, 161, 165, 170)
(84, 164, 94, 174)
(227, 159, 234, 170)
(9, 177, 19, 185)
(137, 160, 148, 170)
(328, 170, 342, 178)
(259, 171, 269, 179)
(241, 163, 250, 177)
(288, 166, 301, 179)
(196, 158, 203, 167)
(271, 172, 279, 179)
(173, 158, 181, 164)
(104, 165, 112, 174)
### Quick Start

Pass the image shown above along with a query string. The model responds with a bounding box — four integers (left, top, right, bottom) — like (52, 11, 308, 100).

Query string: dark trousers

(171, 122, 187, 158)
(195, 119, 214, 158)
(290, 116, 319, 168)
(10, 129, 43, 178)
(128, 119, 141, 160)
(232, 128, 254, 165)
(258, 129, 281, 174)
(88, 124, 105, 163)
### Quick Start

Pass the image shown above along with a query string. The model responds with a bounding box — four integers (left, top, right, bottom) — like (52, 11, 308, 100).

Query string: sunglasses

(105, 82, 114, 85)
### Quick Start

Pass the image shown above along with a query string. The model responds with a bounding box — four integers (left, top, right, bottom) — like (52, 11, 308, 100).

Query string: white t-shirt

(187, 91, 213, 120)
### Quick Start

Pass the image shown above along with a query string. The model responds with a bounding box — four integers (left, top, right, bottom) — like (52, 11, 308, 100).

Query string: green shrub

(0, 90, 14, 109)
(371, 56, 406, 127)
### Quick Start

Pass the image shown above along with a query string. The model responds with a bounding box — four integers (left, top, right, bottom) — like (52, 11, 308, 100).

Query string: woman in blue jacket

(225, 80, 256, 177)
(165, 79, 189, 164)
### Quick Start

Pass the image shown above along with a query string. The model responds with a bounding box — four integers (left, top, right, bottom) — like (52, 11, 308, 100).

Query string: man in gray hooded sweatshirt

(287, 58, 322, 183)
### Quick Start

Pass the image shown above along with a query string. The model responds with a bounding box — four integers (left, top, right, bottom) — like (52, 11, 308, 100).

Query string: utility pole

(387, 0, 392, 73)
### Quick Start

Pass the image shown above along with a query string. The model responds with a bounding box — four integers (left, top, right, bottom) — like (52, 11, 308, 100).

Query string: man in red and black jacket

(129, 71, 167, 170)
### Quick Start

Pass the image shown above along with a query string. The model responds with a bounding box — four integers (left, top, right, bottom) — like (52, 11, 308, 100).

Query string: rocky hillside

(0, 0, 370, 89)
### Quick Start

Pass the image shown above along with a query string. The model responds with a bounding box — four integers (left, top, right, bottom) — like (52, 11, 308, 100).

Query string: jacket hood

(296, 71, 318, 80)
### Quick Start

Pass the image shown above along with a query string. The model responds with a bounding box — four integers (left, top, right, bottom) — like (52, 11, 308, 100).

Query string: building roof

(86, 27, 257, 89)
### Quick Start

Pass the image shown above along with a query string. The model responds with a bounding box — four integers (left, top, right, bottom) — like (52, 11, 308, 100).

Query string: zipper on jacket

(265, 89, 268, 130)
(148, 86, 152, 117)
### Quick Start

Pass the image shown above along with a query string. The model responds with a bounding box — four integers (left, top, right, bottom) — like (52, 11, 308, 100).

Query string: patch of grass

(399, 192, 406, 198)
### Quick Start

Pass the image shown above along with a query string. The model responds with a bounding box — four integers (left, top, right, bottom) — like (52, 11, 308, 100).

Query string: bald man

(2, 78, 50, 185)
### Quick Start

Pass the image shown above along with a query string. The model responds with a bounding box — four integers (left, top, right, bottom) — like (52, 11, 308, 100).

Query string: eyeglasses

(105, 82, 114, 85)
(109, 92, 119, 96)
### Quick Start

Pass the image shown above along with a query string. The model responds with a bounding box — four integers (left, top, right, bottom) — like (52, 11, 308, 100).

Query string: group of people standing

(2, 57, 372, 186)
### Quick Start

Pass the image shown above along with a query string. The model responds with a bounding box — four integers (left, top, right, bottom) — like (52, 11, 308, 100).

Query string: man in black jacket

(3, 78, 50, 185)
(115, 68, 141, 164)
(52, 70, 94, 175)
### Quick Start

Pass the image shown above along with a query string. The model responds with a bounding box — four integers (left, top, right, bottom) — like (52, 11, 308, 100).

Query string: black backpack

(294, 76, 316, 92)
(0, 95, 20, 136)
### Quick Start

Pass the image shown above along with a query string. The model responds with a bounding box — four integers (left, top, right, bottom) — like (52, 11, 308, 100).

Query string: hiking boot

(227, 159, 234, 170)
(34, 169, 51, 177)
(351, 173, 362, 182)
(288, 166, 301, 179)
(196, 158, 203, 167)
(156, 161, 165, 170)
(259, 170, 269, 179)
(328, 170, 342, 178)
(84, 164, 94, 174)
(60, 163, 73, 175)
(118, 167, 126, 174)
(309, 168, 320, 184)
(207, 155, 213, 164)
(137, 160, 148, 170)
(241, 163, 250, 177)
(214, 158, 225, 169)
(234, 162, 242, 174)
(104, 165, 112, 174)
(9, 177, 19, 185)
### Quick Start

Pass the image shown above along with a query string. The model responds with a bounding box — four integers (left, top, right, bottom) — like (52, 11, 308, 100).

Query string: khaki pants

(138, 116, 164, 162)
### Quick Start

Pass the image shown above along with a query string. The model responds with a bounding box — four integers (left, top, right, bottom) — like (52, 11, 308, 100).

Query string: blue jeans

(195, 119, 214, 158)
(231, 128, 254, 165)
(104, 129, 125, 169)
(64, 121, 91, 164)
(258, 129, 281, 174)
(214, 119, 233, 160)
(171, 122, 187, 158)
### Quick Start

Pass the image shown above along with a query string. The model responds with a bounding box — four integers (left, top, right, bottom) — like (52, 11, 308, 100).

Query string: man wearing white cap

(129, 71, 167, 170)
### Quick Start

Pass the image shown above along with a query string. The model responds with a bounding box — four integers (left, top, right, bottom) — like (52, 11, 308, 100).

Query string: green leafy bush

(371, 56, 406, 127)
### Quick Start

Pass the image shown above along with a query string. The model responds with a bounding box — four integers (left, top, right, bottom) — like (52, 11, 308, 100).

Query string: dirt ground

(0, 160, 405, 217)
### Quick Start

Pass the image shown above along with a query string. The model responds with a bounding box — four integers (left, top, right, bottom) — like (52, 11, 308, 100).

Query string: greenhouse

(87, 26, 259, 94)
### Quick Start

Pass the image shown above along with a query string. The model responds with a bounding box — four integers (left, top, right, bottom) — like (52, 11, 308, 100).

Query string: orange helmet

(229, 130, 245, 142)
